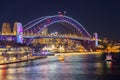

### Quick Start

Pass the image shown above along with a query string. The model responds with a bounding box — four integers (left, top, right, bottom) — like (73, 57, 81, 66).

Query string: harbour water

(0, 53, 120, 80)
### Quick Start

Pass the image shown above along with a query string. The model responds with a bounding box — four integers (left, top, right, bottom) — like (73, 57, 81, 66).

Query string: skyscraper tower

(2, 23, 11, 34)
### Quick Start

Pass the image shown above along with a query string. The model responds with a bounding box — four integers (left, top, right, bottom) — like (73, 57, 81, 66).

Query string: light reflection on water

(0, 53, 120, 80)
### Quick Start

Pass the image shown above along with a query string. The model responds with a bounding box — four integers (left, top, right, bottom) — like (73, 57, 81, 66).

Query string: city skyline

(0, 0, 120, 40)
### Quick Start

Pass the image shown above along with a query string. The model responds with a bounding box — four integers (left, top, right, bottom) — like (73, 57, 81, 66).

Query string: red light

(58, 12, 63, 16)
(47, 19, 51, 22)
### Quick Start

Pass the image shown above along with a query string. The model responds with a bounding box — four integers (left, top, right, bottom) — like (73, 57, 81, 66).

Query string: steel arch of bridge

(24, 15, 91, 37)
(23, 15, 92, 44)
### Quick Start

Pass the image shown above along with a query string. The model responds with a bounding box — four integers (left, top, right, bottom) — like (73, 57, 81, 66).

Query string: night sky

(0, 0, 120, 40)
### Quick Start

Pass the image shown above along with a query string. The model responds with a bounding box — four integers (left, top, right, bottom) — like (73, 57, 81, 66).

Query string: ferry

(57, 54, 65, 61)
(105, 53, 112, 61)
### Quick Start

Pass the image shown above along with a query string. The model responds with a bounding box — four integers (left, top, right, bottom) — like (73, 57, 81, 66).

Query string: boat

(57, 54, 65, 61)
(105, 53, 112, 61)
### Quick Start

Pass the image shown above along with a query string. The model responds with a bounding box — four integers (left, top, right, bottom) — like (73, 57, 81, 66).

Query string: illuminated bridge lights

(23, 15, 94, 45)
(23, 15, 91, 37)
(0, 15, 97, 46)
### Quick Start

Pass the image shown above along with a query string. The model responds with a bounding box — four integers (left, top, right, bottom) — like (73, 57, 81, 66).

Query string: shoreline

(55, 52, 102, 55)
(0, 56, 47, 65)
(0, 52, 102, 65)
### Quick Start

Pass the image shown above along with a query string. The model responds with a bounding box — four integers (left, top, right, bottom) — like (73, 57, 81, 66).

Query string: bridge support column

(16, 22, 23, 43)
(92, 33, 98, 51)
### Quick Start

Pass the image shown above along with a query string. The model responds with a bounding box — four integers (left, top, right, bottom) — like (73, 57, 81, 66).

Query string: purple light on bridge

(17, 22, 23, 43)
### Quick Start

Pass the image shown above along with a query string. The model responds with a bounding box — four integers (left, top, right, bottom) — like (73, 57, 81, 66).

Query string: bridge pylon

(15, 22, 23, 43)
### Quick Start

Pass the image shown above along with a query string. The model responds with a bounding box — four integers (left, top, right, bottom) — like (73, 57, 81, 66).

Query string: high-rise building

(2, 23, 11, 34)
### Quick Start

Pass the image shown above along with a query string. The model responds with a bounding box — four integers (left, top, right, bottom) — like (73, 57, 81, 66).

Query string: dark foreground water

(0, 53, 120, 80)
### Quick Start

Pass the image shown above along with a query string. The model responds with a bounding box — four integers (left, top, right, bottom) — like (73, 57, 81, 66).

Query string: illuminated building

(103, 38, 108, 44)
(2, 23, 11, 34)
(41, 27, 48, 35)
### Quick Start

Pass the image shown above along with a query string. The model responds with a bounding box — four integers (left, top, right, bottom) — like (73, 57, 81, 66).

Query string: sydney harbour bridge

(0, 15, 98, 51)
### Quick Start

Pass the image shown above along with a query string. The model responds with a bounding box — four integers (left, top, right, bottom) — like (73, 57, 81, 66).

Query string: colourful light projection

(94, 33, 98, 47)
(17, 23, 23, 43)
